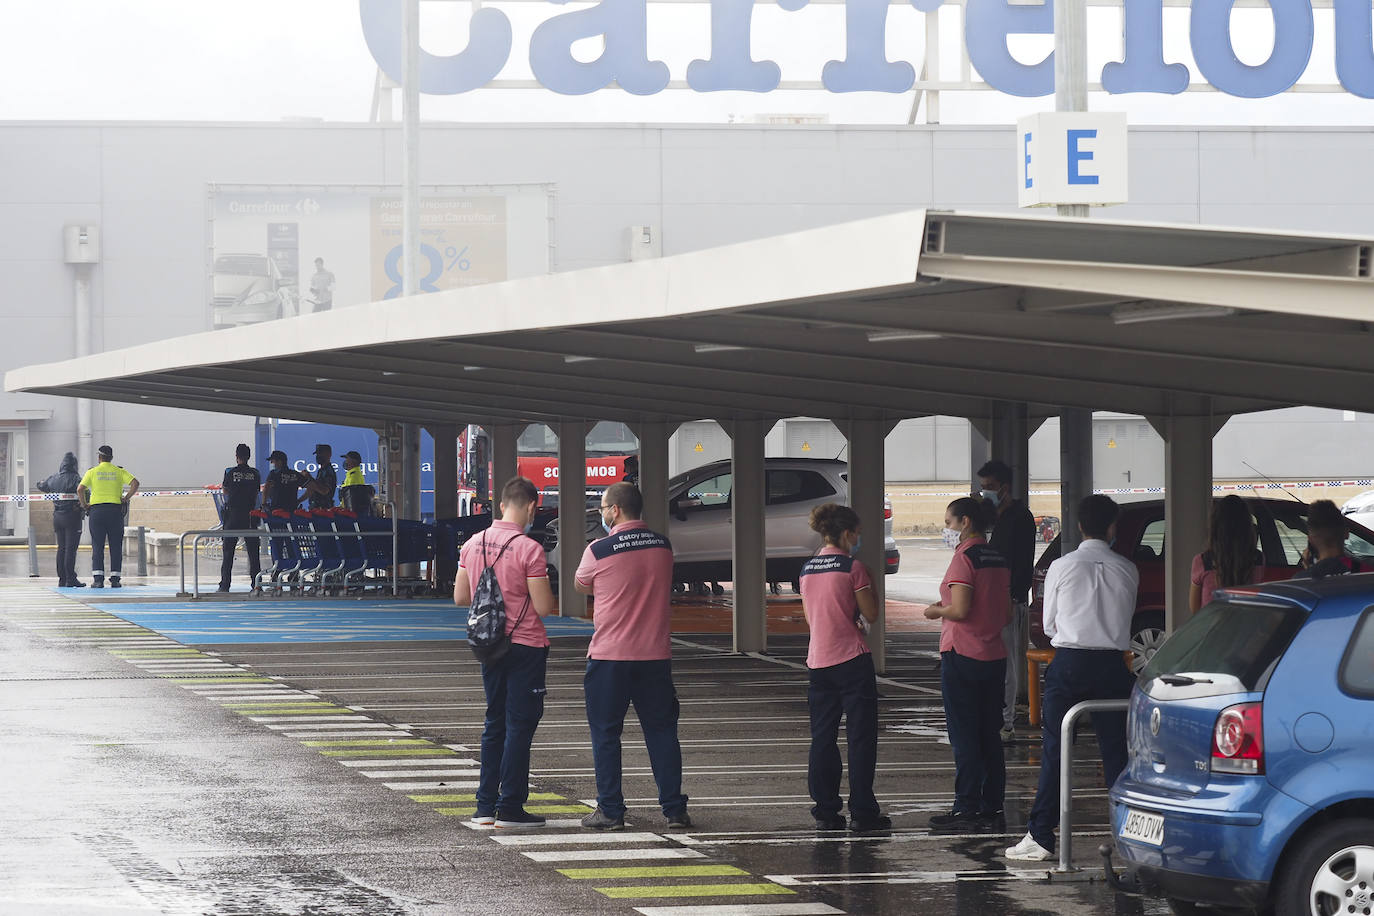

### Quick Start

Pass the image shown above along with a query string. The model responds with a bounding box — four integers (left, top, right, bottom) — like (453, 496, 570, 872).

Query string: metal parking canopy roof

(9, 209, 1374, 426)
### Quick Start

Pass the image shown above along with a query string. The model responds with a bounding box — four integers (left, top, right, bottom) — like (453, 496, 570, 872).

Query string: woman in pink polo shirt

(924, 496, 1011, 831)
(1189, 494, 1264, 611)
(799, 504, 889, 833)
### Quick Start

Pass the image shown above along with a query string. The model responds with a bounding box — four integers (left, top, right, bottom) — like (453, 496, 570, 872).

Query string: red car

(1029, 496, 1374, 672)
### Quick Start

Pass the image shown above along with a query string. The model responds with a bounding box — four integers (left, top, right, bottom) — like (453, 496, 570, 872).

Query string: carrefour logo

(359, 0, 1374, 100)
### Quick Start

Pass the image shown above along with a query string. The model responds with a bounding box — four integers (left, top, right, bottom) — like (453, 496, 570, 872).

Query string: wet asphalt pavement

(0, 569, 1172, 916)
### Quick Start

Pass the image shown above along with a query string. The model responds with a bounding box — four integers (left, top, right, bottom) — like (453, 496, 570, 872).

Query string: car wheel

(1275, 818, 1374, 916)
(1128, 613, 1167, 676)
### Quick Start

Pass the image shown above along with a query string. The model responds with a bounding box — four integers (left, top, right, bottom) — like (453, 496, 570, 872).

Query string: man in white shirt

(1006, 494, 1140, 862)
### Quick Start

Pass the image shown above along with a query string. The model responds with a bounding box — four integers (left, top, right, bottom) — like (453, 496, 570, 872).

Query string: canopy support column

(558, 420, 588, 618)
(847, 418, 895, 674)
(490, 423, 521, 500)
(1155, 402, 1222, 635)
(1060, 408, 1093, 552)
(630, 421, 677, 536)
(728, 419, 768, 654)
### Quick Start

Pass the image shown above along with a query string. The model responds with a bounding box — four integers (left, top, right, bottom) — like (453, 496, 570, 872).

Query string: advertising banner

(208, 184, 553, 330)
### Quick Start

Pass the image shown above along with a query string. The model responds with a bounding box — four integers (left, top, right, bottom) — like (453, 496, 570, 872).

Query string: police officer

(339, 450, 373, 516)
(38, 452, 84, 587)
(218, 443, 262, 593)
(77, 445, 138, 589)
(574, 482, 690, 831)
(261, 450, 321, 513)
(309, 444, 337, 510)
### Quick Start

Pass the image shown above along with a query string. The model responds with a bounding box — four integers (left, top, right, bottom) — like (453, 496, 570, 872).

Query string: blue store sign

(359, 0, 1374, 99)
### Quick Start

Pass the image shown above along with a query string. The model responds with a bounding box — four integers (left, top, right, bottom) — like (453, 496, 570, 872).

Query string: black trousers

(220, 511, 261, 589)
(53, 509, 82, 583)
(88, 504, 124, 576)
(808, 653, 880, 821)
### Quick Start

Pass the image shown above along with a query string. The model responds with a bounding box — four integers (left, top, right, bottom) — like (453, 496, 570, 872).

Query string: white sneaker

(1005, 833, 1054, 861)
(469, 812, 495, 827)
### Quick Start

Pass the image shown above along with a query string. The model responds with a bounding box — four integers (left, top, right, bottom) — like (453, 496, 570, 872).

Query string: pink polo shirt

(799, 546, 873, 670)
(575, 520, 674, 661)
(938, 536, 1011, 661)
(459, 521, 550, 649)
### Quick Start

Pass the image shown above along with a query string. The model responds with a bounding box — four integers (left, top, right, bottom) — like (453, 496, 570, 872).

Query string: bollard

(27, 525, 39, 577)
(137, 526, 148, 577)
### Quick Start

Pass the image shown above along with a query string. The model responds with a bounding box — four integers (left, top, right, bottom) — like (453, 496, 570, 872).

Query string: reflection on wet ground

(2, 579, 1177, 915)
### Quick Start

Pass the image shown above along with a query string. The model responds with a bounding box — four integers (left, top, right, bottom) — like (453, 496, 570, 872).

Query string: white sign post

(1017, 112, 1128, 209)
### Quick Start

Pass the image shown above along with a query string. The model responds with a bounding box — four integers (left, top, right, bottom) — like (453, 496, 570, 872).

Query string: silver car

(544, 458, 899, 592)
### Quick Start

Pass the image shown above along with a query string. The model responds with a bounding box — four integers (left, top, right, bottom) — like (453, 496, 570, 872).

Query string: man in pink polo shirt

(454, 476, 556, 829)
(574, 481, 689, 831)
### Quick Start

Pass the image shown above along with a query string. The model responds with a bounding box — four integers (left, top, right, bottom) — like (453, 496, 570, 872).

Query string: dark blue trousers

(87, 504, 124, 575)
(1027, 647, 1134, 851)
(53, 509, 81, 583)
(584, 658, 687, 821)
(219, 511, 260, 589)
(941, 650, 1007, 816)
(477, 643, 548, 815)
(808, 652, 880, 821)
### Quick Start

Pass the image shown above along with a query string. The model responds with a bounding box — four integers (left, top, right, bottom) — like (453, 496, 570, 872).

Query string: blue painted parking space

(88, 601, 594, 644)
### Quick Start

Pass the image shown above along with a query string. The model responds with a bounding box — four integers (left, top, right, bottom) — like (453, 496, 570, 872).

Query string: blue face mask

(601, 510, 614, 534)
(849, 535, 862, 556)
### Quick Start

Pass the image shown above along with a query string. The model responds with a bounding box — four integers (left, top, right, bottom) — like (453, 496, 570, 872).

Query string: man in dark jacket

(219, 443, 262, 593)
(38, 452, 84, 587)
(262, 450, 323, 513)
(978, 459, 1036, 742)
(309, 444, 337, 510)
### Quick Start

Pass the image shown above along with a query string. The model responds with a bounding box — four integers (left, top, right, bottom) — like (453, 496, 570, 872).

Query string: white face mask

(980, 488, 1001, 506)
(941, 526, 962, 547)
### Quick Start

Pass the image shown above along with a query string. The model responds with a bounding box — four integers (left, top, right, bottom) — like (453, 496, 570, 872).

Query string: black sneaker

(814, 814, 847, 831)
(70, 580, 85, 588)
(978, 808, 1006, 829)
(495, 809, 546, 828)
(216, 585, 231, 593)
(928, 810, 982, 831)
(91, 577, 104, 589)
(665, 811, 692, 829)
(581, 807, 625, 831)
(109, 577, 122, 589)
(850, 814, 893, 833)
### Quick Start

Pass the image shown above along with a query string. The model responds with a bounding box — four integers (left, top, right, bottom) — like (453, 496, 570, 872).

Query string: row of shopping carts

(248, 507, 434, 597)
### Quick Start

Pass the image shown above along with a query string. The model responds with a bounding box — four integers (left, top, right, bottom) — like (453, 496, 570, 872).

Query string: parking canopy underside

(8, 209, 1374, 427)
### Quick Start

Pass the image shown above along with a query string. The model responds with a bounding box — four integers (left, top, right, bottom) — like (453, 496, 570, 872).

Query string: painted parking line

(408, 792, 567, 803)
(434, 805, 591, 816)
(490, 832, 667, 847)
(381, 780, 481, 789)
(524, 848, 707, 863)
(598, 883, 794, 900)
(632, 906, 842, 916)
(764, 868, 1058, 886)
(560, 865, 748, 880)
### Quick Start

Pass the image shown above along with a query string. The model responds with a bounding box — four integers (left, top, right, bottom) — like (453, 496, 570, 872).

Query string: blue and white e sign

(1017, 112, 1129, 208)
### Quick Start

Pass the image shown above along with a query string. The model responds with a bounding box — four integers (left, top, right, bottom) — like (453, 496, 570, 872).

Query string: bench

(1025, 646, 1138, 728)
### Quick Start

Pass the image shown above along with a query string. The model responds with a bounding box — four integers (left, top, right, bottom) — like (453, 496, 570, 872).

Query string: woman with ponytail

(798, 503, 888, 833)
(924, 497, 1011, 831)
(1190, 495, 1264, 612)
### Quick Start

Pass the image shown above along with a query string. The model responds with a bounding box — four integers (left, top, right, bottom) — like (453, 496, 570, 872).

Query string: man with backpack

(574, 482, 690, 831)
(453, 476, 556, 828)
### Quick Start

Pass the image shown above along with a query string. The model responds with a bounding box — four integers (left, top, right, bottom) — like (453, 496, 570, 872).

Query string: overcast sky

(3, 0, 1372, 125)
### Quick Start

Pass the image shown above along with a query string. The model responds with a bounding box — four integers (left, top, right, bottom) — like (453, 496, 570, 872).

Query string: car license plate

(1120, 808, 1165, 846)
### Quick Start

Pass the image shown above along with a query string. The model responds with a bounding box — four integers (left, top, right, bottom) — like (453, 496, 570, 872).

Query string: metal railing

(1057, 698, 1131, 874)
(177, 520, 400, 599)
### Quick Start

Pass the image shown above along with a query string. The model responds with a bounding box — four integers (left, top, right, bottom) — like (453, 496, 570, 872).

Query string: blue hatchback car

(1110, 574, 1374, 916)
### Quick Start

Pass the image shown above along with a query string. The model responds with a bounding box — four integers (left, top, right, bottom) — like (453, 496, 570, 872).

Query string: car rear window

(1339, 607, 1374, 698)
(1140, 601, 1306, 692)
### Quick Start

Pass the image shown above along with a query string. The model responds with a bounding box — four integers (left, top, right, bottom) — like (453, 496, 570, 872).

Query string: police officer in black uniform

(219, 443, 262, 592)
(309, 443, 338, 510)
(262, 449, 322, 513)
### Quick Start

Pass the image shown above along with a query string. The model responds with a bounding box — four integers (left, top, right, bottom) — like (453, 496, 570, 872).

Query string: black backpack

(466, 532, 531, 665)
